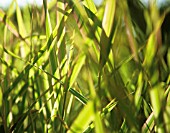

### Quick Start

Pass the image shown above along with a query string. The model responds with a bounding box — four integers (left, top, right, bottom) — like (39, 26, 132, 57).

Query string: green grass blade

(102, 0, 115, 37)
(3, 47, 22, 60)
(143, 33, 156, 69)
(150, 84, 165, 132)
(94, 111, 104, 133)
(150, 86, 162, 119)
(69, 88, 88, 105)
(44, 6, 52, 39)
(0, 9, 19, 37)
(83, 0, 97, 14)
(134, 72, 143, 111)
(69, 54, 86, 87)
(16, 1, 27, 37)
(142, 112, 155, 133)
(43, 0, 57, 74)
(68, 101, 94, 133)
(99, 0, 116, 69)
(72, 0, 89, 21)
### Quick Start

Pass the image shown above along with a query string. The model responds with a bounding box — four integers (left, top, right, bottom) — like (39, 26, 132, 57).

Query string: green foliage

(0, 0, 170, 132)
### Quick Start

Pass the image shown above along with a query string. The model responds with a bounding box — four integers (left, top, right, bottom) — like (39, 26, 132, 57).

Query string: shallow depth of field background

(0, 0, 170, 133)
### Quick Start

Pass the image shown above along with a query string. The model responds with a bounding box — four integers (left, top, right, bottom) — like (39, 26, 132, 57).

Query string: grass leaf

(68, 101, 94, 133)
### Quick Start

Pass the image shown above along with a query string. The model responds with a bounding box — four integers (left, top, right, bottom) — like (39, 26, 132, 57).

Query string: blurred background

(0, 0, 169, 8)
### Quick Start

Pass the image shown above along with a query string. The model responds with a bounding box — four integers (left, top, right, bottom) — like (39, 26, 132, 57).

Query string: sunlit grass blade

(83, 0, 97, 14)
(43, 0, 57, 74)
(72, 0, 89, 21)
(149, 84, 164, 132)
(7, 0, 15, 17)
(3, 47, 22, 60)
(134, 72, 143, 111)
(94, 112, 104, 133)
(83, 99, 117, 132)
(99, 0, 116, 69)
(150, 86, 161, 119)
(84, 6, 102, 28)
(44, 4, 52, 39)
(16, 1, 27, 37)
(68, 101, 94, 133)
(142, 112, 155, 133)
(143, 33, 156, 69)
(102, 0, 115, 37)
(69, 54, 86, 87)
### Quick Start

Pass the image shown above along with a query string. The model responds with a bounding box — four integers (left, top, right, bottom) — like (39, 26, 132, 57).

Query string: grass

(0, 0, 170, 132)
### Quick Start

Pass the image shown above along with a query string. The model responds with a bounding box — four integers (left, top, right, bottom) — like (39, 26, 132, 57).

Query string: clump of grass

(0, 0, 170, 132)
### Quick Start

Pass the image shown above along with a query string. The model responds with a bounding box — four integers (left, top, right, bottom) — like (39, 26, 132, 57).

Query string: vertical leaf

(43, 0, 57, 74)
(94, 112, 104, 133)
(150, 85, 162, 119)
(150, 84, 165, 132)
(69, 54, 86, 87)
(134, 72, 143, 111)
(102, 0, 115, 37)
(99, 0, 116, 69)
(16, 1, 27, 37)
(143, 33, 156, 69)
(45, 8, 52, 39)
